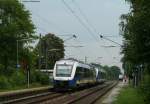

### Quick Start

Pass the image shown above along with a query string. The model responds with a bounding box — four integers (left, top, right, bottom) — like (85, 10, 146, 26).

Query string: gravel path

(95, 81, 128, 104)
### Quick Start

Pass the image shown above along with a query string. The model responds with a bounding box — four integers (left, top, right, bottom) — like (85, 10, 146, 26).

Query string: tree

(0, 0, 35, 71)
(110, 66, 121, 79)
(101, 65, 121, 80)
(120, 0, 150, 71)
(35, 33, 65, 69)
(120, 0, 150, 103)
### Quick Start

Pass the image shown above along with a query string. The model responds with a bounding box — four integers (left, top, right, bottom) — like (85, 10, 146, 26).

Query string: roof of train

(55, 58, 91, 69)
(92, 65, 106, 73)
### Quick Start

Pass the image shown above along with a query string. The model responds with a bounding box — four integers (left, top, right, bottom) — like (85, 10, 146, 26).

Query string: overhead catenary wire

(71, 0, 99, 34)
(23, 4, 67, 34)
(23, 1, 91, 61)
(62, 0, 115, 61)
(23, 4, 80, 59)
(33, 12, 67, 33)
(71, 0, 115, 59)
(71, 0, 122, 46)
(24, 1, 121, 63)
(61, 0, 105, 57)
(24, 4, 79, 45)
(73, 0, 116, 59)
(100, 35, 122, 46)
(61, 0, 99, 42)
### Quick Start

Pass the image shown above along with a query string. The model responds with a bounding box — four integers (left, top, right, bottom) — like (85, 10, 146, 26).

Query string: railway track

(67, 82, 117, 104)
(39, 81, 117, 104)
(0, 81, 117, 104)
(0, 87, 61, 104)
(1, 92, 63, 104)
(0, 87, 51, 102)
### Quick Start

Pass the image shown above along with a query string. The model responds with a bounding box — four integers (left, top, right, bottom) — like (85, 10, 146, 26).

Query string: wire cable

(62, 0, 99, 41)
(25, 4, 67, 34)
(71, 0, 99, 34)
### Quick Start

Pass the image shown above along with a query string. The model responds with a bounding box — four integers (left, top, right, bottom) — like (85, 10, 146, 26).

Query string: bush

(114, 86, 145, 104)
(0, 64, 5, 75)
(38, 73, 49, 85)
(10, 70, 26, 87)
(32, 70, 49, 85)
(30, 69, 37, 83)
(139, 75, 150, 104)
(0, 69, 49, 91)
(0, 76, 11, 89)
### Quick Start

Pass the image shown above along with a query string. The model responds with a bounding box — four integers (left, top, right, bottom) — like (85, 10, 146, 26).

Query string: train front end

(53, 60, 76, 88)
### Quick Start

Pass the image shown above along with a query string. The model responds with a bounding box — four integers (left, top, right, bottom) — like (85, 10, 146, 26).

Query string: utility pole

(17, 40, 19, 68)
(45, 46, 48, 69)
(85, 56, 87, 63)
(38, 34, 41, 70)
(27, 65, 30, 88)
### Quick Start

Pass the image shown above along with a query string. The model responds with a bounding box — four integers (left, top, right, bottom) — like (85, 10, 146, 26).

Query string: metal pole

(85, 56, 87, 63)
(45, 46, 48, 69)
(38, 34, 41, 70)
(135, 74, 137, 87)
(17, 40, 19, 68)
(27, 67, 30, 88)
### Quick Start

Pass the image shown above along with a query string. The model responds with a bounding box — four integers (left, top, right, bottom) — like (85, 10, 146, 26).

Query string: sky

(22, 0, 130, 72)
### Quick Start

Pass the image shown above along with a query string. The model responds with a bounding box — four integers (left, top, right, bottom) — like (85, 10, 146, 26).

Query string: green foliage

(139, 74, 150, 104)
(0, 70, 26, 89)
(0, 0, 35, 71)
(110, 66, 121, 79)
(0, 64, 5, 75)
(32, 70, 49, 85)
(10, 70, 26, 87)
(120, 0, 150, 103)
(91, 63, 121, 80)
(0, 76, 11, 89)
(114, 86, 145, 104)
(35, 33, 65, 69)
(0, 69, 50, 90)
(102, 65, 121, 80)
(0, 0, 51, 90)
(120, 0, 150, 69)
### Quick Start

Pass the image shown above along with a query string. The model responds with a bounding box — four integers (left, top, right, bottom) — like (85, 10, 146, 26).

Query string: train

(53, 58, 106, 88)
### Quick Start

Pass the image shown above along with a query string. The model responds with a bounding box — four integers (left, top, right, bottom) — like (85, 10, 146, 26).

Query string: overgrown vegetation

(0, 0, 64, 90)
(120, 0, 150, 103)
(34, 33, 65, 69)
(91, 63, 121, 80)
(0, 69, 50, 90)
(114, 86, 145, 104)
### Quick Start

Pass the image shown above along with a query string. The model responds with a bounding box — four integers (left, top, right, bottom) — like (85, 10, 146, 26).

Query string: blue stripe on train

(53, 77, 80, 87)
(69, 76, 80, 87)
(68, 78, 77, 87)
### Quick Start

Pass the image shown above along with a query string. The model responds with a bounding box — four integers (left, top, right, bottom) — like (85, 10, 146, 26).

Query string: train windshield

(56, 65, 73, 77)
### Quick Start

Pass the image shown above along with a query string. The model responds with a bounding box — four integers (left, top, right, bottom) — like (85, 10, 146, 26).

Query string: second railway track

(0, 81, 117, 104)
(39, 81, 117, 104)
(2, 92, 63, 104)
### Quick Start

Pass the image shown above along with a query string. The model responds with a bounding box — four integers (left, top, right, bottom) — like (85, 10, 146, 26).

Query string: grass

(114, 86, 145, 104)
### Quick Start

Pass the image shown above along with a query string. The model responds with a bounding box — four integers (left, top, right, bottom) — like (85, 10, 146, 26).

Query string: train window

(75, 67, 86, 78)
(75, 67, 82, 77)
(75, 67, 80, 75)
(84, 68, 89, 78)
(56, 65, 73, 77)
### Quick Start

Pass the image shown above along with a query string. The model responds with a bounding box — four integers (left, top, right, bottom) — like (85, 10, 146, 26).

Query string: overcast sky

(23, 0, 130, 71)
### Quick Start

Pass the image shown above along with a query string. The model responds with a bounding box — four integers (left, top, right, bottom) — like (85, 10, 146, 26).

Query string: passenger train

(53, 58, 106, 88)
